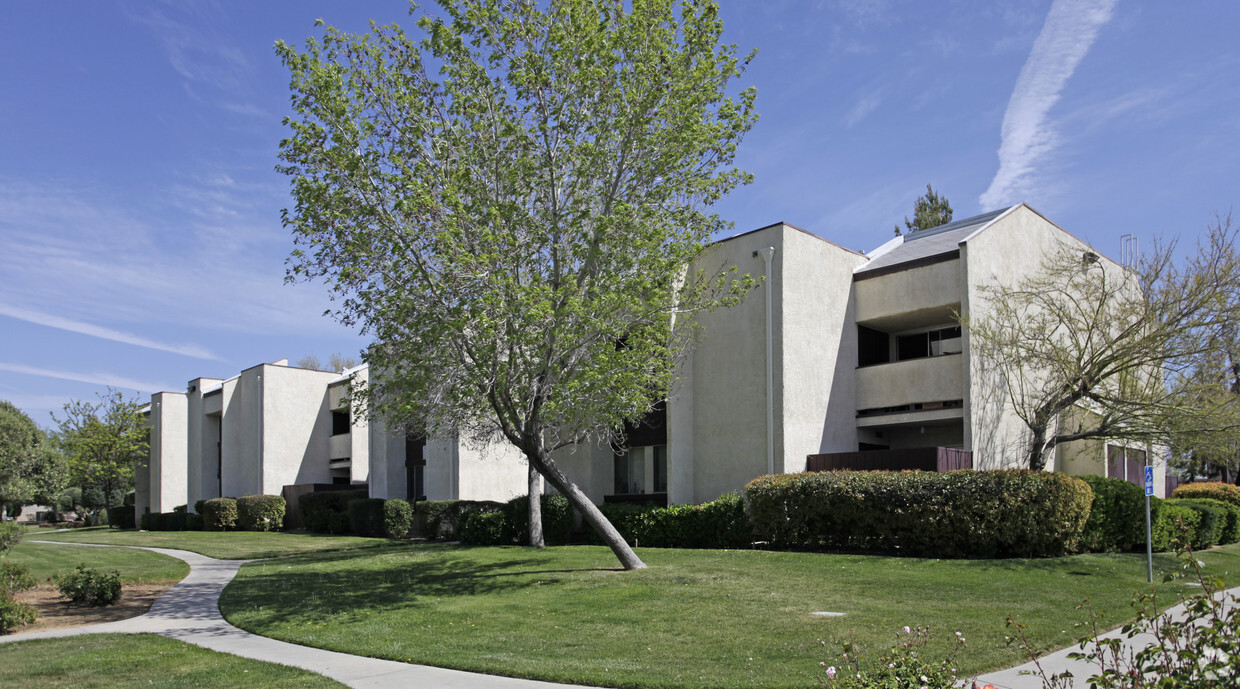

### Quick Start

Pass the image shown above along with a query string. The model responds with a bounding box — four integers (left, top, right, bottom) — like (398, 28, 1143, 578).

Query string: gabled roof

(854, 207, 1012, 275)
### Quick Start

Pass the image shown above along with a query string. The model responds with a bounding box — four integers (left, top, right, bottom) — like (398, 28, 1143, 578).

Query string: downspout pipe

(754, 247, 776, 476)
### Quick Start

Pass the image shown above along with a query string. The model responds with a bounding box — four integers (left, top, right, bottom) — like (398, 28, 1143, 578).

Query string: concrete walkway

(5, 541, 1236, 689)
(0, 541, 590, 689)
(973, 582, 1240, 688)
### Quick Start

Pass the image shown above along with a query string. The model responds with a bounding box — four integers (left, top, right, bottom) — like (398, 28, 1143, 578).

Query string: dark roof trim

(903, 207, 1010, 243)
(853, 249, 960, 281)
(714, 222, 867, 257)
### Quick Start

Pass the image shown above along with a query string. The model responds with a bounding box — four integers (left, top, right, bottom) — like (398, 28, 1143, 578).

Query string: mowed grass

(8, 541, 189, 584)
(221, 542, 1240, 688)
(0, 633, 347, 688)
(33, 527, 390, 560)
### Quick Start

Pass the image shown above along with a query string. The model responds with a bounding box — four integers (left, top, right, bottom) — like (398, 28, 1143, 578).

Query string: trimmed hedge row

(203, 498, 237, 531)
(1079, 476, 1146, 552)
(348, 498, 387, 537)
(299, 490, 368, 534)
(582, 494, 751, 549)
(107, 506, 136, 530)
(237, 495, 285, 532)
(503, 494, 575, 545)
(745, 470, 1092, 558)
(418, 500, 504, 540)
(1173, 482, 1240, 507)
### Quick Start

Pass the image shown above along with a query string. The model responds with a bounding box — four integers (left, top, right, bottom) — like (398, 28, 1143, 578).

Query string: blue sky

(2, 0, 1238, 425)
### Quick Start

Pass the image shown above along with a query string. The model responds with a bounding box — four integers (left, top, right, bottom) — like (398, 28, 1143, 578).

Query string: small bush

(1173, 481, 1240, 507)
(1079, 475, 1146, 552)
(745, 470, 1093, 558)
(348, 498, 387, 537)
(460, 511, 508, 545)
(164, 511, 187, 531)
(0, 595, 37, 633)
(202, 498, 238, 532)
(2, 560, 34, 591)
(237, 495, 286, 532)
(638, 493, 752, 549)
(416, 500, 504, 540)
(1152, 501, 1203, 552)
(503, 494, 575, 545)
(107, 506, 136, 529)
(172, 504, 187, 514)
(0, 521, 22, 555)
(186, 513, 203, 531)
(383, 499, 413, 539)
(193, 499, 206, 515)
(53, 564, 122, 606)
(1171, 499, 1226, 549)
(298, 489, 367, 534)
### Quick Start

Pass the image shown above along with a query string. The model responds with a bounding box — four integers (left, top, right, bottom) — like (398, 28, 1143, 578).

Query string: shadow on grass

(222, 545, 622, 627)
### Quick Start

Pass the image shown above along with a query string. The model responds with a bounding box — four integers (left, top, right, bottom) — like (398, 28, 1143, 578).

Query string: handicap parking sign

(1144, 466, 1154, 496)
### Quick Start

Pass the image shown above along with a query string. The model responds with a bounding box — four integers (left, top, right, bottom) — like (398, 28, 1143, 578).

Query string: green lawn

(7, 540, 189, 584)
(0, 633, 347, 688)
(219, 542, 1240, 689)
(33, 527, 390, 560)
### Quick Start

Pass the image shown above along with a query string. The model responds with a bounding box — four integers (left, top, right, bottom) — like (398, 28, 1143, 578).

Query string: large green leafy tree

(0, 400, 68, 514)
(276, 0, 757, 569)
(53, 389, 147, 515)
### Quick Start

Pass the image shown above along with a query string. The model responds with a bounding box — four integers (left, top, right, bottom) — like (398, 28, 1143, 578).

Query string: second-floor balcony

(856, 353, 963, 412)
(329, 433, 351, 461)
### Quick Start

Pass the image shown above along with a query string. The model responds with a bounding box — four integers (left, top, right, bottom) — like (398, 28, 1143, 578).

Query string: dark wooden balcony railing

(806, 447, 972, 473)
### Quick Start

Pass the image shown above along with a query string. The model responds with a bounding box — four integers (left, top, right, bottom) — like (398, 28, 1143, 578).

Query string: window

(614, 450, 645, 494)
(653, 445, 668, 493)
(897, 326, 961, 361)
(857, 326, 890, 366)
(331, 409, 350, 436)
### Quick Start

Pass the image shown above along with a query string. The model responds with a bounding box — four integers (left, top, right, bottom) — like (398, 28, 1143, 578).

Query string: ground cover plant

(33, 526, 388, 560)
(0, 633, 348, 688)
(221, 542, 1240, 689)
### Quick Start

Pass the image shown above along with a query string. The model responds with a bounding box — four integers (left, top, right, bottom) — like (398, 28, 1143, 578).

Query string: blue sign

(1144, 466, 1155, 496)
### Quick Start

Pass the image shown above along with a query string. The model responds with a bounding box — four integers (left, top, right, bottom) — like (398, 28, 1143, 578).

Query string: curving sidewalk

(0, 541, 590, 689)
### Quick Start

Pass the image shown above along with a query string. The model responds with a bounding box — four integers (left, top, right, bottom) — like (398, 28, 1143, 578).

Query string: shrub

(193, 499, 206, 515)
(237, 495, 286, 532)
(172, 504, 187, 514)
(1152, 501, 1202, 552)
(348, 498, 387, 537)
(583, 502, 655, 545)
(186, 513, 203, 531)
(819, 625, 966, 689)
(1193, 498, 1240, 544)
(164, 511, 187, 531)
(383, 499, 413, 539)
(1078, 475, 1146, 552)
(460, 511, 508, 545)
(298, 489, 367, 534)
(503, 494, 574, 545)
(53, 564, 122, 606)
(202, 498, 238, 531)
(0, 595, 37, 633)
(0, 521, 21, 555)
(1173, 481, 1240, 507)
(745, 470, 1093, 558)
(416, 500, 504, 540)
(637, 492, 752, 549)
(107, 506, 136, 530)
(1171, 499, 1226, 550)
(2, 561, 36, 594)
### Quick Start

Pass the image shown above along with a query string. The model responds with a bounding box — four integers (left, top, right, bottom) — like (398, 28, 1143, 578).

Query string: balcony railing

(806, 446, 972, 472)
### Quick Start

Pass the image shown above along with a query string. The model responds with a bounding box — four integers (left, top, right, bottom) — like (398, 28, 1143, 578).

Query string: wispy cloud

(0, 362, 175, 394)
(0, 304, 223, 361)
(979, 0, 1119, 210)
(844, 90, 883, 128)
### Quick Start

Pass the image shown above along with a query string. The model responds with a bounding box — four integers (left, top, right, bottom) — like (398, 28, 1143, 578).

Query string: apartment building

(553, 204, 1165, 506)
(137, 360, 525, 518)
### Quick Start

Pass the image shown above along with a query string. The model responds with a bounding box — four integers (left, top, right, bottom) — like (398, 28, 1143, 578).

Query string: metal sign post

(1144, 466, 1155, 583)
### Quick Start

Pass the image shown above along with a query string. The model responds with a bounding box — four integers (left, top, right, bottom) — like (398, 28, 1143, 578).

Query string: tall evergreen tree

(895, 184, 953, 236)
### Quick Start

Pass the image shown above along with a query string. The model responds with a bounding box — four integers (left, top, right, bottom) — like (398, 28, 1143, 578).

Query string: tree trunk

(528, 461, 544, 547)
(1027, 424, 1049, 472)
(528, 447, 647, 570)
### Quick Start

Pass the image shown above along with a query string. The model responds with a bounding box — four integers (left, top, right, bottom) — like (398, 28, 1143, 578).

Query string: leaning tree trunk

(529, 447, 647, 570)
(528, 461, 544, 547)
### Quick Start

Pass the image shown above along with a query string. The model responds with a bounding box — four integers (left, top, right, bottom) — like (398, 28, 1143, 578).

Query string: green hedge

(582, 494, 752, 549)
(1185, 498, 1240, 544)
(1079, 476, 1146, 552)
(348, 498, 387, 537)
(416, 500, 504, 540)
(107, 506, 136, 530)
(460, 511, 508, 545)
(203, 498, 238, 531)
(503, 494, 574, 545)
(1152, 501, 1203, 552)
(383, 499, 413, 539)
(1173, 482, 1240, 507)
(298, 489, 368, 534)
(237, 495, 286, 532)
(1170, 499, 1226, 550)
(745, 470, 1093, 558)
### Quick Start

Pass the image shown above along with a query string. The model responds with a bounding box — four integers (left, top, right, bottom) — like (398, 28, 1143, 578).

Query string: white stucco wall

(260, 364, 337, 493)
(149, 392, 188, 512)
(457, 439, 526, 502)
(185, 377, 222, 510)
